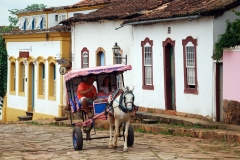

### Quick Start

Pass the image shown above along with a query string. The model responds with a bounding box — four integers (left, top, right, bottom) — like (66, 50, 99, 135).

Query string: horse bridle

(119, 87, 135, 112)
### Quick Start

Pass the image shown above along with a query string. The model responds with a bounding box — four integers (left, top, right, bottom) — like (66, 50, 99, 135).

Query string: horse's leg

(108, 114, 114, 149)
(123, 120, 130, 152)
(112, 119, 120, 149)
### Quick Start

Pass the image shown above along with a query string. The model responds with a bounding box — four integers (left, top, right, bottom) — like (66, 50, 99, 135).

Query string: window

(58, 14, 66, 23)
(9, 56, 16, 95)
(27, 17, 34, 30)
(32, 18, 36, 30)
(141, 37, 154, 90)
(48, 63, 56, 98)
(18, 62, 25, 96)
(21, 18, 28, 30)
(37, 56, 46, 99)
(182, 36, 198, 94)
(81, 47, 89, 68)
(55, 15, 58, 21)
(19, 18, 25, 30)
(38, 62, 45, 98)
(39, 17, 46, 29)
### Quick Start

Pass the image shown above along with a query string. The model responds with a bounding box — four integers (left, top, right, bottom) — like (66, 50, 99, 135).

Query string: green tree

(0, 35, 8, 112)
(213, 11, 240, 61)
(8, 4, 47, 26)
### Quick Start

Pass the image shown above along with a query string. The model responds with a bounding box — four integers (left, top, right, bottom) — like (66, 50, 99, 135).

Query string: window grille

(83, 52, 89, 68)
(144, 44, 152, 85)
(186, 46, 195, 85)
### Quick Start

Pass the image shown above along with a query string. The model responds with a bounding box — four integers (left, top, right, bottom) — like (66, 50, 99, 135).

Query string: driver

(77, 74, 97, 118)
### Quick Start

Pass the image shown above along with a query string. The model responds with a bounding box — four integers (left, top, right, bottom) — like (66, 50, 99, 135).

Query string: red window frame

(81, 47, 89, 68)
(141, 37, 154, 90)
(182, 36, 198, 94)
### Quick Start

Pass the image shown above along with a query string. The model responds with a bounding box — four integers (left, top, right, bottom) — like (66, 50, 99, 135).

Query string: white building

(60, 0, 240, 121)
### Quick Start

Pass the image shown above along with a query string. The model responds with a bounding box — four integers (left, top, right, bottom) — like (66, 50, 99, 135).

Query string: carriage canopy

(64, 64, 132, 82)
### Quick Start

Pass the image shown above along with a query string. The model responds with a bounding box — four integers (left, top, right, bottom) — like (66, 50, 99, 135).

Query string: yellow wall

(2, 32, 71, 123)
(5, 107, 55, 122)
(5, 107, 26, 122)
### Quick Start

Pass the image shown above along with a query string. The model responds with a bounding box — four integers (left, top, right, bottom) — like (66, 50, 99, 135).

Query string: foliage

(0, 36, 8, 112)
(8, 4, 47, 26)
(213, 10, 240, 61)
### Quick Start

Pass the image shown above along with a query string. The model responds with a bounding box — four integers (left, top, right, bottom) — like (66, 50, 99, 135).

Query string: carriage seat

(69, 96, 93, 113)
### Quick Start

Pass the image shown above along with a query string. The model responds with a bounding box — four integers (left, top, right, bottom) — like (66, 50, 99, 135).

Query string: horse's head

(121, 86, 135, 111)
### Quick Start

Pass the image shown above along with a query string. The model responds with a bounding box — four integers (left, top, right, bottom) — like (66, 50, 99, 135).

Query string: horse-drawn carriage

(64, 64, 137, 152)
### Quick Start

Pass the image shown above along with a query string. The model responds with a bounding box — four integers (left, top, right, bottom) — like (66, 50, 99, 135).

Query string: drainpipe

(116, 15, 201, 30)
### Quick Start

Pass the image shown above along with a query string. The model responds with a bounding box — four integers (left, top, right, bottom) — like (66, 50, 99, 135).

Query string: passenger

(99, 76, 112, 95)
(77, 74, 97, 118)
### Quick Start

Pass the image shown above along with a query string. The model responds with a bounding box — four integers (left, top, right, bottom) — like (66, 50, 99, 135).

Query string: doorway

(28, 63, 35, 111)
(216, 62, 223, 122)
(163, 38, 176, 110)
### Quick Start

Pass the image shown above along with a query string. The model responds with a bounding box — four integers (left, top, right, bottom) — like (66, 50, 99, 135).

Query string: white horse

(107, 86, 135, 152)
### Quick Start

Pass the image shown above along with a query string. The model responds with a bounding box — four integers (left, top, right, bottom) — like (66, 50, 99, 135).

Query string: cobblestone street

(0, 124, 240, 160)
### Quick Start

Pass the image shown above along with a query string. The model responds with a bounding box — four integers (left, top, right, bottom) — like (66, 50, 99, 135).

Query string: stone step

(142, 119, 158, 124)
(54, 117, 68, 121)
(26, 111, 33, 116)
(18, 116, 32, 121)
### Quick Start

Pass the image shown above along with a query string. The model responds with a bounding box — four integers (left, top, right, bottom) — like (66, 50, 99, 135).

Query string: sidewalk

(14, 111, 240, 144)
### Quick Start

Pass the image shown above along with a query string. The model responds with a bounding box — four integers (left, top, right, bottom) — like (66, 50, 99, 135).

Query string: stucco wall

(223, 46, 240, 102)
(7, 41, 62, 117)
(71, 21, 134, 87)
(132, 18, 214, 117)
(72, 18, 216, 118)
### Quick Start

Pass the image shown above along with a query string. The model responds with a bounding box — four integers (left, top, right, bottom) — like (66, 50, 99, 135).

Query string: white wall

(71, 18, 217, 117)
(48, 13, 59, 28)
(68, 9, 97, 18)
(7, 41, 62, 116)
(132, 18, 214, 117)
(71, 21, 134, 86)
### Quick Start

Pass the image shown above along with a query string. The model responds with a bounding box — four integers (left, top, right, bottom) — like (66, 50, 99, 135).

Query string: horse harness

(106, 87, 135, 114)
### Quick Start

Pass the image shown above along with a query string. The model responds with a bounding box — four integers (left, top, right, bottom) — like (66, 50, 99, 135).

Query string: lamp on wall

(112, 42, 127, 64)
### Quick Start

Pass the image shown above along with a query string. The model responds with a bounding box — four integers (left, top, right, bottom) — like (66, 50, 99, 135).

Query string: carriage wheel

(72, 127, 83, 150)
(123, 123, 134, 146)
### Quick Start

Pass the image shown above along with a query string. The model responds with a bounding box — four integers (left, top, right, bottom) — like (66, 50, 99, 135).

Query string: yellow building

(1, 0, 109, 122)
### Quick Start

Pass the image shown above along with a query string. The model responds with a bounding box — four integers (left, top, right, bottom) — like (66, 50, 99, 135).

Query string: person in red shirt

(77, 74, 97, 118)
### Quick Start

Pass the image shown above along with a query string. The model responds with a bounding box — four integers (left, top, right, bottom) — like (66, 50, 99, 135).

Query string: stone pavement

(12, 111, 240, 144)
(1, 123, 240, 160)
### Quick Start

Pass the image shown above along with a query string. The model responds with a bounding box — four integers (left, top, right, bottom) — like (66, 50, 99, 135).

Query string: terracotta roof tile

(123, 0, 240, 24)
(61, 0, 240, 25)
(73, 0, 111, 6)
(1, 25, 70, 35)
(61, 0, 171, 25)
